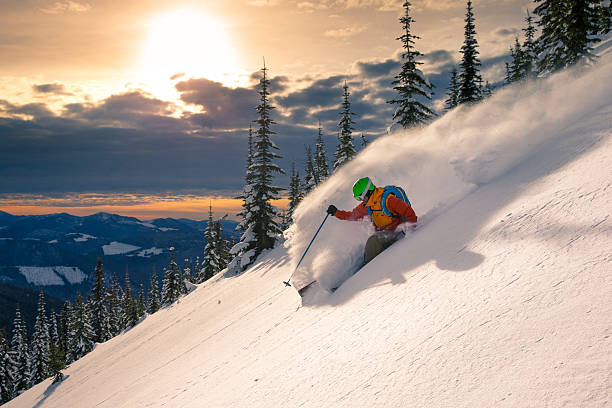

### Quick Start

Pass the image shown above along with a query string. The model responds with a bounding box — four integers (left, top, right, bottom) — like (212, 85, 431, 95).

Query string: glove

(327, 205, 337, 216)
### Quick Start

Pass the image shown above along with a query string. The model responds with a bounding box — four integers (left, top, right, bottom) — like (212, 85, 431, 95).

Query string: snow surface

(136, 247, 164, 257)
(71, 233, 96, 242)
(17, 266, 86, 286)
(9, 53, 612, 408)
(102, 241, 141, 255)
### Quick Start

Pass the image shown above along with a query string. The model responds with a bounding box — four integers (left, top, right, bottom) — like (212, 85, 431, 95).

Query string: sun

(139, 9, 240, 99)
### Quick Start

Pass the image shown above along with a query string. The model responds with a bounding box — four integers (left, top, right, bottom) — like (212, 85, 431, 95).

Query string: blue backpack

(380, 186, 411, 217)
(366, 185, 412, 219)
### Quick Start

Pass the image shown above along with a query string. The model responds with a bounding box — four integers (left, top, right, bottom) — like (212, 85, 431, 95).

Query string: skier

(327, 177, 417, 265)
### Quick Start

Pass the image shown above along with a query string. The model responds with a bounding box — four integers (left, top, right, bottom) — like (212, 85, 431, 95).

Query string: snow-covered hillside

(8, 55, 612, 407)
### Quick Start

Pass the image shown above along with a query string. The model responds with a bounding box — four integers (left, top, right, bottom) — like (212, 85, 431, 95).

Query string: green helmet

(353, 177, 375, 201)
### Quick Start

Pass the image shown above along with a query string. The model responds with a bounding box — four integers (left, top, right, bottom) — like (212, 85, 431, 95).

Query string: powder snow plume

(285, 50, 612, 290)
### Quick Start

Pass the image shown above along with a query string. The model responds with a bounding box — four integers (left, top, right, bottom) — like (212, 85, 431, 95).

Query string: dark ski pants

(364, 230, 405, 265)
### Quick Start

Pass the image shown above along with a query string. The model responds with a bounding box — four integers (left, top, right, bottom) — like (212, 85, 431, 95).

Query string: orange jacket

(334, 189, 417, 231)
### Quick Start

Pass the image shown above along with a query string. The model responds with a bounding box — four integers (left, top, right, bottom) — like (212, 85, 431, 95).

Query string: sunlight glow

(139, 10, 242, 101)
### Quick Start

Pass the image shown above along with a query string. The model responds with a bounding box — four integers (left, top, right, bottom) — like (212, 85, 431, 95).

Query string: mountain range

(0, 211, 238, 302)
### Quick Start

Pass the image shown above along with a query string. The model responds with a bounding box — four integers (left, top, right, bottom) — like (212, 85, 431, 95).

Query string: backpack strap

(381, 186, 411, 217)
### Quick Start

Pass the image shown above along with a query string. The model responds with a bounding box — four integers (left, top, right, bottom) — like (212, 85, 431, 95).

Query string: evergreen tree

(0, 329, 15, 403)
(522, 10, 538, 78)
(122, 268, 139, 327)
(47, 312, 65, 384)
(147, 268, 161, 314)
(59, 301, 74, 364)
(228, 124, 257, 273)
(67, 293, 95, 362)
(10, 307, 29, 395)
(136, 284, 146, 319)
(90, 258, 111, 343)
(534, 0, 602, 74)
(229, 62, 284, 272)
(29, 291, 51, 385)
(334, 82, 357, 170)
(287, 161, 303, 227)
(508, 37, 526, 83)
(162, 248, 182, 304)
(214, 220, 231, 271)
(458, 0, 483, 105)
(314, 121, 330, 182)
(107, 273, 124, 336)
(444, 66, 460, 110)
(388, 1, 435, 128)
(360, 133, 369, 149)
(202, 204, 218, 281)
(303, 146, 316, 194)
(599, 2, 612, 34)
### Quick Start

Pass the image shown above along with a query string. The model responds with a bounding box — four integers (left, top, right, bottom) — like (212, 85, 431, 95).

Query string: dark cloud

(176, 78, 259, 129)
(355, 58, 399, 78)
(494, 28, 519, 37)
(32, 83, 71, 95)
(277, 75, 346, 110)
(0, 100, 55, 118)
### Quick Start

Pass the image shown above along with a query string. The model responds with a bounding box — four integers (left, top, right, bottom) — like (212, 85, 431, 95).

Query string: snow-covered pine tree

(137, 284, 146, 319)
(59, 301, 73, 364)
(10, 307, 29, 395)
(47, 312, 65, 384)
(522, 10, 538, 78)
(227, 125, 257, 274)
(29, 291, 51, 386)
(458, 0, 483, 105)
(508, 37, 526, 83)
(90, 258, 111, 343)
(534, 0, 602, 74)
(314, 121, 330, 182)
(286, 161, 303, 227)
(0, 329, 15, 403)
(388, 0, 435, 128)
(600, 2, 612, 33)
(67, 292, 95, 362)
(162, 247, 182, 304)
(147, 267, 160, 314)
(202, 204, 218, 281)
(213, 220, 231, 271)
(107, 272, 124, 336)
(334, 82, 357, 170)
(229, 62, 284, 272)
(123, 267, 139, 327)
(444, 66, 460, 110)
(303, 146, 316, 194)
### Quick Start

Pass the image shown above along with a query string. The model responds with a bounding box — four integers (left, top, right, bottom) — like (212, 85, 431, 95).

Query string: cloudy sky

(0, 0, 531, 219)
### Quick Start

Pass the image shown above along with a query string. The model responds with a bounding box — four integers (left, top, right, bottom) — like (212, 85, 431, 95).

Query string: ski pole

(283, 213, 330, 287)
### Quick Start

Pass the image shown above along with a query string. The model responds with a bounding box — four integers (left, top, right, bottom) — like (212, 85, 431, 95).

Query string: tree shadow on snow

(32, 375, 71, 408)
(306, 122, 607, 307)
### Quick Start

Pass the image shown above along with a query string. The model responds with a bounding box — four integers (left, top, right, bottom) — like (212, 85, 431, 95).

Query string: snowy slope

(8, 57, 612, 407)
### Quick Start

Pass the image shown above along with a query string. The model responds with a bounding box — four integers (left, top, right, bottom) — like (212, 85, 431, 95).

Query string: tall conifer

(90, 258, 111, 343)
(229, 62, 284, 272)
(29, 291, 51, 385)
(534, 0, 602, 74)
(388, 0, 435, 128)
(67, 293, 95, 362)
(10, 307, 29, 394)
(334, 82, 357, 170)
(0, 329, 15, 403)
(458, 0, 483, 105)
(314, 121, 330, 182)
(148, 268, 160, 314)
(444, 67, 460, 110)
